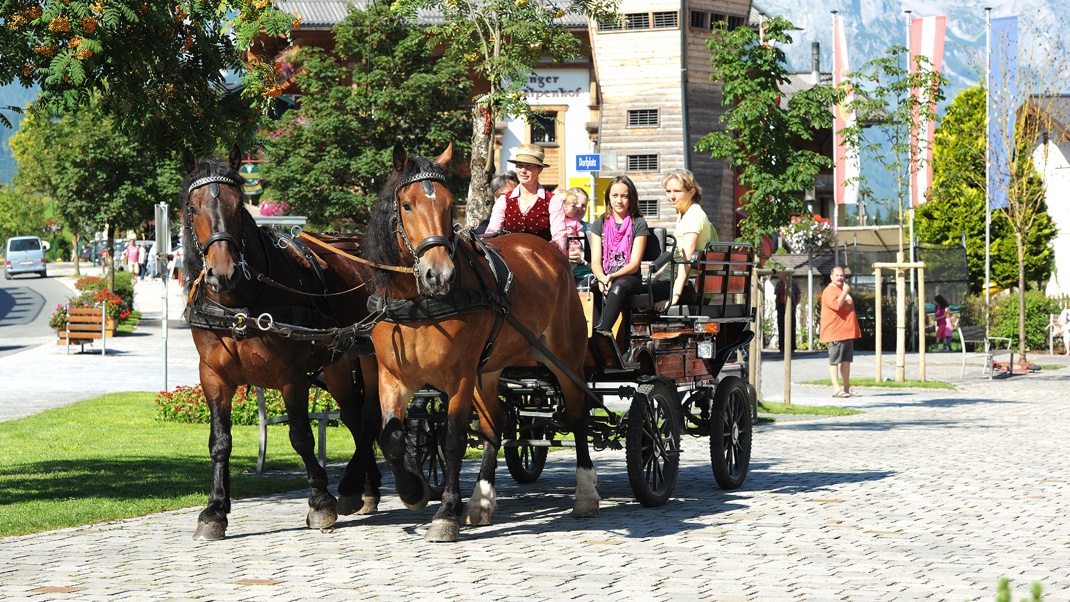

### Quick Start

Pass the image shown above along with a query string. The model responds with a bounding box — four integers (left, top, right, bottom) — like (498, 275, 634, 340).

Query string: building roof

(277, 0, 589, 30)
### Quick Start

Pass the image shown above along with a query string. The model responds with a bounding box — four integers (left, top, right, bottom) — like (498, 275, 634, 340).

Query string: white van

(4, 235, 47, 279)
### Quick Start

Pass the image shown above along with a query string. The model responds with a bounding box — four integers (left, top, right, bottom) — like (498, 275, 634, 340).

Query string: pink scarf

(601, 214, 633, 275)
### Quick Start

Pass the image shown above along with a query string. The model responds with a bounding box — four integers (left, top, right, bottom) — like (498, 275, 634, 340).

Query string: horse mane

(363, 153, 448, 290)
(179, 156, 248, 296)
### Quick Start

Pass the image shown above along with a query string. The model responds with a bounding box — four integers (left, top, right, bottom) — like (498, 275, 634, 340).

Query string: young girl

(934, 295, 953, 351)
(590, 176, 648, 335)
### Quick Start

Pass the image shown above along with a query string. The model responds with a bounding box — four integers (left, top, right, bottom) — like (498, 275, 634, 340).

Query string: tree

(695, 17, 838, 250)
(11, 106, 182, 287)
(0, 1, 296, 153)
(259, 3, 471, 230)
(394, 0, 616, 221)
(838, 45, 948, 254)
(915, 85, 1054, 296)
(0, 183, 46, 241)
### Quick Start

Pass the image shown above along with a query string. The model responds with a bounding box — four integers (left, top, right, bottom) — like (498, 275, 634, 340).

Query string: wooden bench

(60, 305, 110, 355)
(958, 325, 1013, 379)
(664, 242, 755, 320)
(254, 380, 340, 475)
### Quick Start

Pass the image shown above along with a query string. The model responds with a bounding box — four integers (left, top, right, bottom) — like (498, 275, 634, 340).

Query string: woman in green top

(654, 168, 716, 311)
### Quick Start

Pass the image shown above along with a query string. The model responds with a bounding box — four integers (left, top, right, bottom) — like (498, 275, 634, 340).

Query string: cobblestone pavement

(2, 267, 1069, 600)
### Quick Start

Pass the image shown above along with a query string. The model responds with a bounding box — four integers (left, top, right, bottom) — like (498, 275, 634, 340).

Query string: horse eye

(402, 202, 412, 212)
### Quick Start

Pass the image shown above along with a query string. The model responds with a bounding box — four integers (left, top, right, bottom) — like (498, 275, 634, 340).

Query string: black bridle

(392, 169, 456, 294)
(186, 171, 250, 281)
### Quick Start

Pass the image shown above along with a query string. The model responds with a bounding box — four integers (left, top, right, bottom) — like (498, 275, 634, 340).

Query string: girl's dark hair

(601, 175, 643, 221)
(935, 294, 948, 308)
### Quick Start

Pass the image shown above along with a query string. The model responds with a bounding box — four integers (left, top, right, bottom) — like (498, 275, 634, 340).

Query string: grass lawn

(1036, 364, 1065, 371)
(0, 392, 357, 538)
(802, 377, 955, 390)
(757, 401, 861, 417)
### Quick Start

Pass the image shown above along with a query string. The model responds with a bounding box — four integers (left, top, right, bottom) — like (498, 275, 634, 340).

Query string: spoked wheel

(709, 376, 752, 490)
(504, 399, 548, 484)
(625, 379, 682, 507)
(405, 394, 447, 501)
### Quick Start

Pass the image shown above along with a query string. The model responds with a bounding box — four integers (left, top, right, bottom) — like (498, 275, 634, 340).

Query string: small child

(934, 295, 952, 352)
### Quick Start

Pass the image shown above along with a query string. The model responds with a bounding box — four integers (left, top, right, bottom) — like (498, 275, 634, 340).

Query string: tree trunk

(1017, 230, 1027, 361)
(465, 104, 495, 225)
(72, 230, 81, 276)
(106, 225, 116, 292)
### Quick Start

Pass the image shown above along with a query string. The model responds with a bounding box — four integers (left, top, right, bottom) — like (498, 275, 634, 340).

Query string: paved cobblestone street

(2, 267, 1068, 600)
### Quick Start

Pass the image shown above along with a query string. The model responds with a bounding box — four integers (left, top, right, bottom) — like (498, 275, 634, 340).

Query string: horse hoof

(340, 494, 380, 515)
(572, 499, 600, 518)
(465, 507, 493, 526)
(424, 518, 460, 542)
(193, 521, 226, 540)
(400, 477, 431, 511)
(307, 507, 338, 530)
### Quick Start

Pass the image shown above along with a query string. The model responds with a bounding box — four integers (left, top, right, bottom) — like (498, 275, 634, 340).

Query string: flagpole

(985, 7, 992, 339)
(832, 10, 840, 267)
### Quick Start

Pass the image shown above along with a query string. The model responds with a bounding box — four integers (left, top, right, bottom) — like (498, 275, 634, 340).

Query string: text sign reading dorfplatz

(575, 154, 601, 172)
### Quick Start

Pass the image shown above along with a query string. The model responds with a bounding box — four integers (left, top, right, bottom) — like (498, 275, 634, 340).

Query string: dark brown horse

(362, 144, 599, 542)
(181, 146, 381, 540)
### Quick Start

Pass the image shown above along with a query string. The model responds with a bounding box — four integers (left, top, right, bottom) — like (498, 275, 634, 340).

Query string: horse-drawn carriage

(180, 144, 757, 543)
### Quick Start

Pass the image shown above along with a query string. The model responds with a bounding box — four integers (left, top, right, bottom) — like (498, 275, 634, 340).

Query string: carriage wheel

(504, 404, 548, 484)
(625, 380, 682, 507)
(709, 376, 752, 490)
(405, 394, 447, 501)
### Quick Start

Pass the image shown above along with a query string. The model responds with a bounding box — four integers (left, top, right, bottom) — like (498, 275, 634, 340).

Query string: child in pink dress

(934, 295, 952, 351)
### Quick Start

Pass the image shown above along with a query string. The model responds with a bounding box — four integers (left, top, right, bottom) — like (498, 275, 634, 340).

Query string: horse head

(391, 143, 456, 296)
(181, 145, 249, 295)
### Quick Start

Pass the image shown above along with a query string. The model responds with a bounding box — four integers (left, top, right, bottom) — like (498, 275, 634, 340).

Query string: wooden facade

(589, 0, 751, 235)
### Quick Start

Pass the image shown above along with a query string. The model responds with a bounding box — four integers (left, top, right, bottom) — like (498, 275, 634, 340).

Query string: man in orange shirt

(820, 266, 861, 397)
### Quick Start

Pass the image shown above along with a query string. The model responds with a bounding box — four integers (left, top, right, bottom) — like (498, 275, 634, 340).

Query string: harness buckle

(234, 312, 249, 338)
(255, 312, 275, 331)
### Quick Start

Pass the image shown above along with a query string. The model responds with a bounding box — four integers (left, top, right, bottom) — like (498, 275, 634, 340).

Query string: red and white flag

(909, 15, 947, 206)
(833, 15, 859, 205)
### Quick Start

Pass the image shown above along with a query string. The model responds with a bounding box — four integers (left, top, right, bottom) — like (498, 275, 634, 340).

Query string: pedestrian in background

(933, 294, 953, 352)
(138, 243, 149, 281)
(820, 266, 861, 398)
(124, 240, 140, 276)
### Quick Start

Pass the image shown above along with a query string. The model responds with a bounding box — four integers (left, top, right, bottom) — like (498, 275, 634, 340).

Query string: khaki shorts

(828, 340, 854, 365)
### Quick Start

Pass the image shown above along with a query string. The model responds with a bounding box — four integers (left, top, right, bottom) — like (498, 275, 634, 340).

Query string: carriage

(181, 143, 757, 542)
(403, 231, 758, 508)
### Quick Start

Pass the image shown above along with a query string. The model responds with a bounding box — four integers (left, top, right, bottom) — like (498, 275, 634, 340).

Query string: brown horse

(362, 144, 599, 542)
(181, 146, 381, 540)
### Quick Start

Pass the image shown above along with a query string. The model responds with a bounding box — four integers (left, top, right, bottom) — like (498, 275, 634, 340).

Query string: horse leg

(426, 377, 475, 543)
(377, 374, 430, 510)
(329, 357, 382, 515)
(280, 380, 338, 530)
(466, 373, 503, 527)
(553, 372, 600, 518)
(194, 374, 237, 540)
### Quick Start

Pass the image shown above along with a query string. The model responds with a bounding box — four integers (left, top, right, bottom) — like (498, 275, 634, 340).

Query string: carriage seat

(622, 228, 671, 310)
(662, 243, 755, 320)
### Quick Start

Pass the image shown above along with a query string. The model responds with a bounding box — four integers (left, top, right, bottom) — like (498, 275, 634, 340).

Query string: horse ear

(228, 144, 242, 171)
(434, 142, 453, 166)
(392, 144, 408, 173)
(181, 149, 197, 173)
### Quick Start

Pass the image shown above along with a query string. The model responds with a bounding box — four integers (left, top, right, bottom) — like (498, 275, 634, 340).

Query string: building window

(727, 15, 746, 28)
(690, 10, 707, 29)
(639, 199, 660, 218)
(529, 112, 557, 144)
(600, 10, 679, 32)
(625, 13, 649, 30)
(626, 154, 659, 172)
(653, 11, 678, 29)
(627, 109, 659, 128)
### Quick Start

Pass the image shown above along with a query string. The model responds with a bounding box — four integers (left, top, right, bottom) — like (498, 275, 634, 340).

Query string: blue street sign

(575, 154, 601, 172)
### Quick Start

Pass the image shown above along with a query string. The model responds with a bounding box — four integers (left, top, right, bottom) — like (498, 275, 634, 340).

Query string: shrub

(154, 384, 340, 426)
(991, 290, 1060, 350)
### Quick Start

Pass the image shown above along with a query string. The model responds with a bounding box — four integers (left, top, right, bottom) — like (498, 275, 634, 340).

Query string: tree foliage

(392, 0, 617, 220)
(695, 17, 837, 250)
(258, 3, 472, 230)
(0, 183, 46, 240)
(915, 85, 1055, 293)
(11, 106, 182, 284)
(838, 45, 947, 241)
(0, 1, 296, 153)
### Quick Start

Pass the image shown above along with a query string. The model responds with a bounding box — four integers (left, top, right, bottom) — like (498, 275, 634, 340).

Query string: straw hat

(507, 143, 550, 168)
